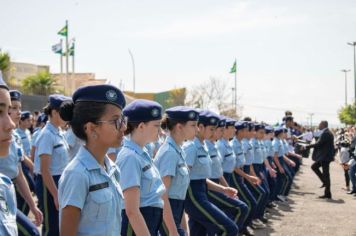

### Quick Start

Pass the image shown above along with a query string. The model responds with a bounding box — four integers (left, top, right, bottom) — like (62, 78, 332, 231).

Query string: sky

(1, 0, 356, 126)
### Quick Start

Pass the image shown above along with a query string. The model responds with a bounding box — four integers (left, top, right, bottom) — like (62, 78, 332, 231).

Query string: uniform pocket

(88, 189, 113, 221)
(141, 169, 154, 194)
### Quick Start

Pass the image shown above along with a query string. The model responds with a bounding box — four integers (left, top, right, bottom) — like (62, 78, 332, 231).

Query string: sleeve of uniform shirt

(272, 140, 279, 155)
(58, 170, 88, 210)
(216, 142, 225, 160)
(183, 143, 196, 167)
(36, 132, 55, 156)
(64, 130, 76, 148)
(155, 149, 178, 178)
(118, 155, 142, 191)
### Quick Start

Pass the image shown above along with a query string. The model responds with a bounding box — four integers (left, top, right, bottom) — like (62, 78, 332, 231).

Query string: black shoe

(347, 190, 356, 194)
(266, 202, 277, 208)
(241, 228, 254, 236)
(318, 195, 332, 199)
(320, 184, 325, 188)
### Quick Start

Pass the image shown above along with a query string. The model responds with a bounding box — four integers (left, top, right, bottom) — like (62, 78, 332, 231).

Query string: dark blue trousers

(185, 179, 238, 236)
(230, 172, 257, 230)
(159, 199, 185, 236)
(266, 157, 278, 203)
(254, 163, 271, 205)
(244, 165, 268, 220)
(122, 206, 163, 236)
(207, 190, 248, 233)
(17, 209, 40, 236)
(223, 172, 232, 185)
(275, 157, 293, 197)
(35, 174, 60, 236)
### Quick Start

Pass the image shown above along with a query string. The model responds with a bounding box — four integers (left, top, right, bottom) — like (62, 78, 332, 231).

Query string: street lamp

(347, 42, 356, 102)
(128, 49, 136, 93)
(341, 69, 351, 106)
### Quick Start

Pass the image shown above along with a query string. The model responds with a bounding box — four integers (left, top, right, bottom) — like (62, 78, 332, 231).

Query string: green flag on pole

(51, 42, 62, 55)
(68, 39, 75, 56)
(230, 61, 236, 73)
(58, 24, 68, 36)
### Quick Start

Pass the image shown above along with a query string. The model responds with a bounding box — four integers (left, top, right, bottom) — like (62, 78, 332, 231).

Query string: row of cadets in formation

(0, 77, 303, 236)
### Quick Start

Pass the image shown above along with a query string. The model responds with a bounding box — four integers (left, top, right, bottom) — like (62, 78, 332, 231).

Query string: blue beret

(165, 106, 199, 121)
(283, 128, 288, 133)
(265, 126, 274, 134)
(9, 90, 22, 101)
(20, 111, 31, 120)
(274, 127, 284, 136)
(283, 115, 294, 122)
(72, 84, 126, 110)
(217, 116, 226, 128)
(198, 110, 219, 126)
(123, 99, 162, 123)
(255, 124, 265, 131)
(235, 121, 248, 130)
(48, 94, 71, 109)
(225, 117, 236, 127)
(37, 113, 48, 124)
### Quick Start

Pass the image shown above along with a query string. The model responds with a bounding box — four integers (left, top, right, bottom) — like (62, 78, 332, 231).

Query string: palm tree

(22, 71, 57, 95)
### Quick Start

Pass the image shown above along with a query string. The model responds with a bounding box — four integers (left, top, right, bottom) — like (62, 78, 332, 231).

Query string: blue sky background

(1, 0, 356, 126)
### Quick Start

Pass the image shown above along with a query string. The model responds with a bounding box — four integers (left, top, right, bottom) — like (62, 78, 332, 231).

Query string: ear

(85, 122, 98, 136)
(137, 122, 146, 131)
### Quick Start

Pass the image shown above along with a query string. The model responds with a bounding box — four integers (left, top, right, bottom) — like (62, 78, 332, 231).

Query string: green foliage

(21, 71, 57, 95)
(338, 103, 356, 125)
(0, 52, 10, 71)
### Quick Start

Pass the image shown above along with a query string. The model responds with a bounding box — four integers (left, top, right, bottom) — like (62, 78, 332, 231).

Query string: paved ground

(254, 157, 356, 236)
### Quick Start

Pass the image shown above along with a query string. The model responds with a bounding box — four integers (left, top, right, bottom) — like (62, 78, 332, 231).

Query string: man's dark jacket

(310, 128, 335, 162)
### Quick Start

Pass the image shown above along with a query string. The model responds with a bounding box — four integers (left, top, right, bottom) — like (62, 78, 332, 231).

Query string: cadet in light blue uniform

(58, 84, 126, 236)
(30, 113, 48, 161)
(117, 99, 166, 236)
(16, 111, 32, 156)
(34, 94, 70, 236)
(216, 117, 237, 184)
(207, 117, 248, 235)
(183, 110, 239, 236)
(0, 78, 18, 235)
(230, 121, 258, 235)
(264, 126, 278, 206)
(154, 106, 198, 236)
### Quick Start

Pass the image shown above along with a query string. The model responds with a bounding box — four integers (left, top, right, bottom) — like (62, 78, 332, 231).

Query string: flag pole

(65, 20, 69, 95)
(234, 59, 237, 114)
(71, 38, 75, 95)
(60, 39, 63, 74)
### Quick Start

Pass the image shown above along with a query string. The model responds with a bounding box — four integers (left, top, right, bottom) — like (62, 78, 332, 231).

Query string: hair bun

(59, 100, 75, 122)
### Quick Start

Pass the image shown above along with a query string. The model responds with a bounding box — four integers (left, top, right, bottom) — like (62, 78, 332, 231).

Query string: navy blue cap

(255, 124, 265, 131)
(283, 115, 294, 122)
(37, 113, 48, 124)
(198, 110, 219, 126)
(48, 94, 71, 109)
(274, 127, 284, 136)
(225, 117, 236, 127)
(283, 128, 288, 133)
(217, 116, 226, 128)
(9, 90, 22, 101)
(247, 122, 255, 131)
(123, 99, 162, 123)
(165, 106, 199, 121)
(72, 84, 126, 110)
(265, 126, 274, 134)
(235, 121, 248, 130)
(20, 111, 31, 120)
(0, 71, 8, 90)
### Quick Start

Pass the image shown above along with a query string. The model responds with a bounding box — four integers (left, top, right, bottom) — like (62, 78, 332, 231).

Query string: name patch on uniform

(53, 144, 63, 149)
(224, 153, 233, 157)
(89, 182, 109, 192)
(210, 155, 217, 158)
(197, 155, 206, 158)
(142, 164, 151, 172)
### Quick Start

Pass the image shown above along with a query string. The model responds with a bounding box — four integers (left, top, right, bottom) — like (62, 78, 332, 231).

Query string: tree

(21, 71, 57, 95)
(338, 103, 356, 125)
(0, 51, 11, 81)
(185, 77, 242, 116)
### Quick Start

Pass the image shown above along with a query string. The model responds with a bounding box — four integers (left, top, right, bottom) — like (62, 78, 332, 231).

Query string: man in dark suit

(307, 121, 335, 199)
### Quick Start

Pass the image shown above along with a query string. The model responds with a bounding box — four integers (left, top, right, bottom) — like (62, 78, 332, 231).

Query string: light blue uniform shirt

(116, 138, 165, 208)
(231, 137, 246, 168)
(34, 122, 69, 175)
(0, 138, 23, 180)
(154, 136, 190, 200)
(216, 139, 236, 173)
(264, 139, 274, 157)
(282, 140, 289, 155)
(0, 173, 17, 236)
(15, 128, 31, 156)
(251, 138, 264, 164)
(59, 146, 123, 236)
(204, 140, 223, 179)
(272, 138, 284, 157)
(31, 129, 41, 148)
(183, 137, 212, 180)
(65, 128, 83, 160)
(242, 138, 254, 165)
(260, 140, 268, 161)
